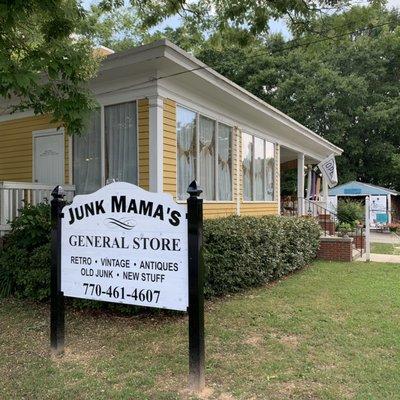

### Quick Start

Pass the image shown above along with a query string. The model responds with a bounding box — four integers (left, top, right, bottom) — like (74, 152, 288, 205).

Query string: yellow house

(0, 40, 342, 234)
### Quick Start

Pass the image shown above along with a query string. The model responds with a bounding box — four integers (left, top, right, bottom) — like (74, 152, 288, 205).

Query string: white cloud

(387, 0, 400, 9)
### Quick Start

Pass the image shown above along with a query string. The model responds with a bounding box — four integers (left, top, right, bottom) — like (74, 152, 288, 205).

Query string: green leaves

(203, 216, 321, 298)
(0, 0, 99, 135)
(195, 4, 400, 191)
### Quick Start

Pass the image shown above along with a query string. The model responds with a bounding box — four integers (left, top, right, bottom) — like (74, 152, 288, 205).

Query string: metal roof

(329, 181, 399, 196)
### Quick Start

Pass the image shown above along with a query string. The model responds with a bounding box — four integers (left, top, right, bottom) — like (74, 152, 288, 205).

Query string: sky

(82, 0, 400, 41)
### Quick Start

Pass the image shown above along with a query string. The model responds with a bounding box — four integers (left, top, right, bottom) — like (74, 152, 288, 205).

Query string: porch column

(306, 165, 312, 200)
(297, 153, 305, 215)
(322, 176, 329, 210)
(149, 96, 163, 192)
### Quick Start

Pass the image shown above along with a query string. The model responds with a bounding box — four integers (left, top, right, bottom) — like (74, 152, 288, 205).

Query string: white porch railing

(0, 181, 75, 237)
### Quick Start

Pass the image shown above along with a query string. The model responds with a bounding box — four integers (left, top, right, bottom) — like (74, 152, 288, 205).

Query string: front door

(33, 130, 64, 185)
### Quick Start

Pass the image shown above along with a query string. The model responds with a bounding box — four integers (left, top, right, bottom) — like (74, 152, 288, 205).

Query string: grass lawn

(1, 261, 400, 400)
(370, 242, 396, 255)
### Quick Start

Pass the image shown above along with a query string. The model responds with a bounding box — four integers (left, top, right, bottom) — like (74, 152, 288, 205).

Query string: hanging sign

(317, 154, 338, 188)
(60, 182, 188, 311)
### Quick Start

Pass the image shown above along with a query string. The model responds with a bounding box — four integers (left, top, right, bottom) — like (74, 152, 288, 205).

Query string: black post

(50, 185, 65, 355)
(187, 180, 205, 392)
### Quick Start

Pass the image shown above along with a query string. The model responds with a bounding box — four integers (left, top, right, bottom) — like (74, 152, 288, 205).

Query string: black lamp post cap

(187, 180, 203, 197)
(51, 185, 65, 199)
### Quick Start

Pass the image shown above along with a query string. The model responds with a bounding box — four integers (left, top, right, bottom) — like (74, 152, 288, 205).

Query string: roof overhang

(98, 39, 342, 161)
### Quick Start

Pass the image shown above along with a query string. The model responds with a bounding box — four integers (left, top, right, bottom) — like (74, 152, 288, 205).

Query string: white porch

(280, 146, 333, 219)
(0, 181, 75, 237)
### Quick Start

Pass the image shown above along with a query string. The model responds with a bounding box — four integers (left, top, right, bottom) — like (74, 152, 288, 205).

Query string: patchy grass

(1, 261, 400, 399)
(371, 242, 396, 254)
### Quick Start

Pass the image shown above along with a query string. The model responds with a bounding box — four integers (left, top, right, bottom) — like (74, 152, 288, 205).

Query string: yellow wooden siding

(0, 114, 69, 183)
(240, 202, 279, 216)
(138, 99, 149, 190)
(203, 203, 236, 219)
(163, 98, 177, 196)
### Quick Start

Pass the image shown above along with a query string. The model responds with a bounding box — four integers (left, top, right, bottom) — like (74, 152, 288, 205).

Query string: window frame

(242, 132, 276, 203)
(73, 100, 139, 191)
(176, 104, 234, 202)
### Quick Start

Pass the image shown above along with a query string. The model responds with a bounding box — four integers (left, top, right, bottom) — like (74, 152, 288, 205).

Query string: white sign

(318, 154, 338, 188)
(370, 195, 387, 228)
(61, 182, 188, 311)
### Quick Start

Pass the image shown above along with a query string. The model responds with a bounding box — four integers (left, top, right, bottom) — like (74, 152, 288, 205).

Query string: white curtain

(73, 109, 101, 194)
(254, 137, 264, 201)
(242, 133, 253, 201)
(177, 107, 197, 200)
(105, 102, 137, 184)
(265, 142, 275, 201)
(218, 124, 232, 200)
(199, 116, 215, 200)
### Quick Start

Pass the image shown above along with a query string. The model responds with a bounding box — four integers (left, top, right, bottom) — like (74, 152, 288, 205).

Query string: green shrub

(203, 215, 321, 297)
(337, 222, 353, 235)
(7, 202, 51, 250)
(336, 200, 363, 228)
(0, 204, 321, 308)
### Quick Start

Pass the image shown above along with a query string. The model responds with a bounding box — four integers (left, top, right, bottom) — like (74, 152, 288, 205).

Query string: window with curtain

(177, 107, 197, 200)
(218, 123, 232, 201)
(199, 115, 215, 200)
(254, 137, 264, 201)
(242, 133, 253, 201)
(104, 101, 137, 184)
(265, 141, 275, 201)
(176, 106, 233, 201)
(242, 133, 275, 201)
(73, 109, 102, 194)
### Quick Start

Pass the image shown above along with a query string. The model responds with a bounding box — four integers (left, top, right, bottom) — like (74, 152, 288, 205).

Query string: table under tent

(328, 181, 400, 229)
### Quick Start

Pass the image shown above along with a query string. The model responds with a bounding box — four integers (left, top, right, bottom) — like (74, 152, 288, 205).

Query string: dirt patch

(270, 380, 323, 399)
(243, 334, 263, 346)
(278, 334, 300, 348)
(217, 393, 235, 400)
(179, 386, 214, 400)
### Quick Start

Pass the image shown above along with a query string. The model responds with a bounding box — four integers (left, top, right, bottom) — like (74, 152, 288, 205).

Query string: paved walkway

(370, 231, 400, 244)
(356, 253, 400, 263)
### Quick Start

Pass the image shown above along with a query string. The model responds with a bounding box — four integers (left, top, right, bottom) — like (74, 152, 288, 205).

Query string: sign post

(50, 181, 205, 393)
(187, 181, 205, 392)
(50, 185, 66, 355)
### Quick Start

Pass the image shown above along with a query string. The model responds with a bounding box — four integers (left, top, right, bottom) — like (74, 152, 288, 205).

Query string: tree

(101, 0, 379, 36)
(194, 5, 400, 190)
(0, 0, 102, 134)
(1, 0, 375, 134)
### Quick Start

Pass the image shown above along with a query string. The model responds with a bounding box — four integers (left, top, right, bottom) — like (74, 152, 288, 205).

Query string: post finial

(187, 180, 202, 197)
(51, 185, 65, 199)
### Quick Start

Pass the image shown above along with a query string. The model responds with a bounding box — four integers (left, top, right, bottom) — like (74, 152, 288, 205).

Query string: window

(242, 133, 253, 201)
(177, 106, 233, 201)
(218, 123, 233, 201)
(73, 101, 138, 194)
(265, 141, 275, 201)
(177, 107, 197, 200)
(242, 133, 275, 201)
(199, 116, 216, 200)
(73, 109, 102, 194)
(105, 102, 137, 184)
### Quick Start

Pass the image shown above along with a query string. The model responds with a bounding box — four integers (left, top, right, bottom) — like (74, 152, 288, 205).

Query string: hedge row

(203, 215, 321, 297)
(0, 204, 321, 311)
